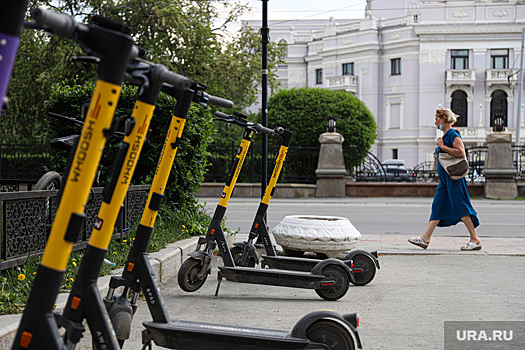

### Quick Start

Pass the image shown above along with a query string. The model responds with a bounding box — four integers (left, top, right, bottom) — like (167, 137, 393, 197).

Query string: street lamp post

(261, 0, 269, 199)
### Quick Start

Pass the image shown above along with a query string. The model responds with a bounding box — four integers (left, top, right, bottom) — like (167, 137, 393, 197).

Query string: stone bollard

(483, 132, 517, 199)
(315, 131, 347, 197)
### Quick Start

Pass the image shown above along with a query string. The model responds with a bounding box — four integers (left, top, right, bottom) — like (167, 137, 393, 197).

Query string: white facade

(246, 0, 525, 168)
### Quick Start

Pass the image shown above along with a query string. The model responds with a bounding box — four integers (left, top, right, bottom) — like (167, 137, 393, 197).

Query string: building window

(451, 50, 469, 69)
(491, 49, 509, 69)
(451, 90, 468, 127)
(392, 149, 398, 160)
(315, 69, 323, 84)
(490, 90, 508, 127)
(391, 58, 401, 75)
(342, 63, 354, 76)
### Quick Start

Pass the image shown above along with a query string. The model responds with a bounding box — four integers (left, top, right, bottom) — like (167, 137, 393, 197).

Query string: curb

(0, 237, 198, 350)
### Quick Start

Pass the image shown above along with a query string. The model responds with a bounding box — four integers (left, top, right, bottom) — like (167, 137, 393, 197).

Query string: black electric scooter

(229, 138, 380, 286)
(13, 8, 139, 350)
(178, 112, 353, 301)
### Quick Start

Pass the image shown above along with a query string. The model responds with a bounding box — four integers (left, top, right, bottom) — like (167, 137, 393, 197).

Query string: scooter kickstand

(214, 271, 224, 298)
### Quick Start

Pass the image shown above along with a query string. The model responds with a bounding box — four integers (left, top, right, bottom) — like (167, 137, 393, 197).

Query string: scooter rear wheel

(315, 265, 349, 301)
(177, 258, 208, 292)
(349, 254, 376, 286)
(230, 246, 257, 267)
(306, 319, 356, 350)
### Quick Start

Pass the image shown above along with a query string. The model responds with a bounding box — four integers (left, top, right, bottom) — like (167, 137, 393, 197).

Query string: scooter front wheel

(306, 319, 356, 350)
(315, 265, 349, 301)
(349, 254, 376, 286)
(177, 258, 208, 292)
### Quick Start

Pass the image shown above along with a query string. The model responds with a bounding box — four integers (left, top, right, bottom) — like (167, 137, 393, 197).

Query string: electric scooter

(58, 58, 192, 350)
(13, 8, 139, 350)
(229, 137, 379, 286)
(178, 112, 353, 301)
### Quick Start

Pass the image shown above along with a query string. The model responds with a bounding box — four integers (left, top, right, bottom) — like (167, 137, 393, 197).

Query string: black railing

(204, 143, 319, 184)
(0, 185, 149, 270)
(512, 145, 525, 181)
(465, 146, 487, 183)
(412, 161, 438, 182)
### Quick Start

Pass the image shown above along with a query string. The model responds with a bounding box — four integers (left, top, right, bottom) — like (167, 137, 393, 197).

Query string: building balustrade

(445, 69, 476, 87)
(485, 69, 518, 86)
(327, 75, 358, 93)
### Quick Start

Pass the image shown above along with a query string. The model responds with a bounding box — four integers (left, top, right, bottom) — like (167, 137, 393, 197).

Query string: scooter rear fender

(344, 249, 380, 269)
(310, 258, 353, 281)
(290, 310, 362, 349)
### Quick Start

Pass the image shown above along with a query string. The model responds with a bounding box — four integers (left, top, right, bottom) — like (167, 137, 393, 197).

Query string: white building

(246, 0, 525, 168)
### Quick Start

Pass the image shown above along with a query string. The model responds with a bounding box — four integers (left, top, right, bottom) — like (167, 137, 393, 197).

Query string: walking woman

(408, 108, 481, 250)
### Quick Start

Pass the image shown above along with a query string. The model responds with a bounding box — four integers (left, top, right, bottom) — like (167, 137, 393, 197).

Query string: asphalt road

(197, 197, 525, 239)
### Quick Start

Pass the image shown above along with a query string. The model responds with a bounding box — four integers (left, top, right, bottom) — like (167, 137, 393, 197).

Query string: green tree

(267, 88, 377, 150)
(1, 0, 284, 144)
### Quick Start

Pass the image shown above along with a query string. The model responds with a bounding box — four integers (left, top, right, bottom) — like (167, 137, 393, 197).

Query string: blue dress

(431, 129, 480, 227)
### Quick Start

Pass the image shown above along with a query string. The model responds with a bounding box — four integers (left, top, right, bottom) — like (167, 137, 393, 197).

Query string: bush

(43, 80, 214, 206)
(267, 88, 377, 149)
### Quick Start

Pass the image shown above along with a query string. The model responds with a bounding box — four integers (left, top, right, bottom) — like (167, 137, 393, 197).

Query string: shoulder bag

(437, 150, 469, 180)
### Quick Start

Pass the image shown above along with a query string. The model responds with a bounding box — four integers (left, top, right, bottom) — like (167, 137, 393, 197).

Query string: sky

(238, 0, 367, 21)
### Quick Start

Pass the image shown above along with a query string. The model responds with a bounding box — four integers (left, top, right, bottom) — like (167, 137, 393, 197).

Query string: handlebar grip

(206, 93, 233, 109)
(255, 124, 275, 136)
(152, 65, 191, 92)
(214, 111, 230, 119)
(30, 7, 76, 38)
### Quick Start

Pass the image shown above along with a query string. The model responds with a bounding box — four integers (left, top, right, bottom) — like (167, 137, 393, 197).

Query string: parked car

(354, 159, 416, 182)
(382, 159, 417, 182)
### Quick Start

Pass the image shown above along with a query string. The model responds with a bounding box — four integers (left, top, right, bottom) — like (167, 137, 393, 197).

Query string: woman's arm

(438, 136, 465, 158)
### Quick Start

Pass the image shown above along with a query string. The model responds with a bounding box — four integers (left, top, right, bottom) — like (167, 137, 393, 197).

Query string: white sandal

(460, 241, 482, 251)
(408, 236, 429, 249)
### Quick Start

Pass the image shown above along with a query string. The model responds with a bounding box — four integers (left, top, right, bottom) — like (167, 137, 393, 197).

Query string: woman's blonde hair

(436, 108, 459, 124)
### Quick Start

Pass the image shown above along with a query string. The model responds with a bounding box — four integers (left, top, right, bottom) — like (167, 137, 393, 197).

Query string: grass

(0, 201, 211, 315)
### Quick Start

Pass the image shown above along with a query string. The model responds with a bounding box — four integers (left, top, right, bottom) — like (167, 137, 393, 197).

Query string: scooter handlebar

(152, 65, 191, 92)
(205, 93, 233, 109)
(214, 111, 229, 119)
(30, 7, 77, 38)
(254, 124, 275, 136)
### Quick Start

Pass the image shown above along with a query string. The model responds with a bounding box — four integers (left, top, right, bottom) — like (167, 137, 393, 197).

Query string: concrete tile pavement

(357, 234, 525, 256)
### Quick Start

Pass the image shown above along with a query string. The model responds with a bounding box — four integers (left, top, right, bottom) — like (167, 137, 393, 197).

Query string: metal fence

(0, 185, 149, 270)
(204, 143, 319, 184)
(204, 143, 525, 185)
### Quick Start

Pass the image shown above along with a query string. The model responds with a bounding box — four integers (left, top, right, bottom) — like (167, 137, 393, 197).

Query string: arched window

(451, 90, 468, 127)
(278, 39, 288, 57)
(490, 90, 508, 127)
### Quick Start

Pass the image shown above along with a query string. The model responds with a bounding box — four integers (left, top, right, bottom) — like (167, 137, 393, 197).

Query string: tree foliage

(267, 88, 377, 150)
(1, 0, 284, 143)
(44, 81, 214, 204)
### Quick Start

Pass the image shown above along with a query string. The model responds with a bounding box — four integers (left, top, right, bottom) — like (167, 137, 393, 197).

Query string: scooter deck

(142, 320, 323, 349)
(262, 255, 320, 272)
(217, 266, 329, 289)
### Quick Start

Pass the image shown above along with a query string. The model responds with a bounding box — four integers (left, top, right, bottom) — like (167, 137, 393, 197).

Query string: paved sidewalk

(358, 234, 525, 256)
(235, 232, 525, 257)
